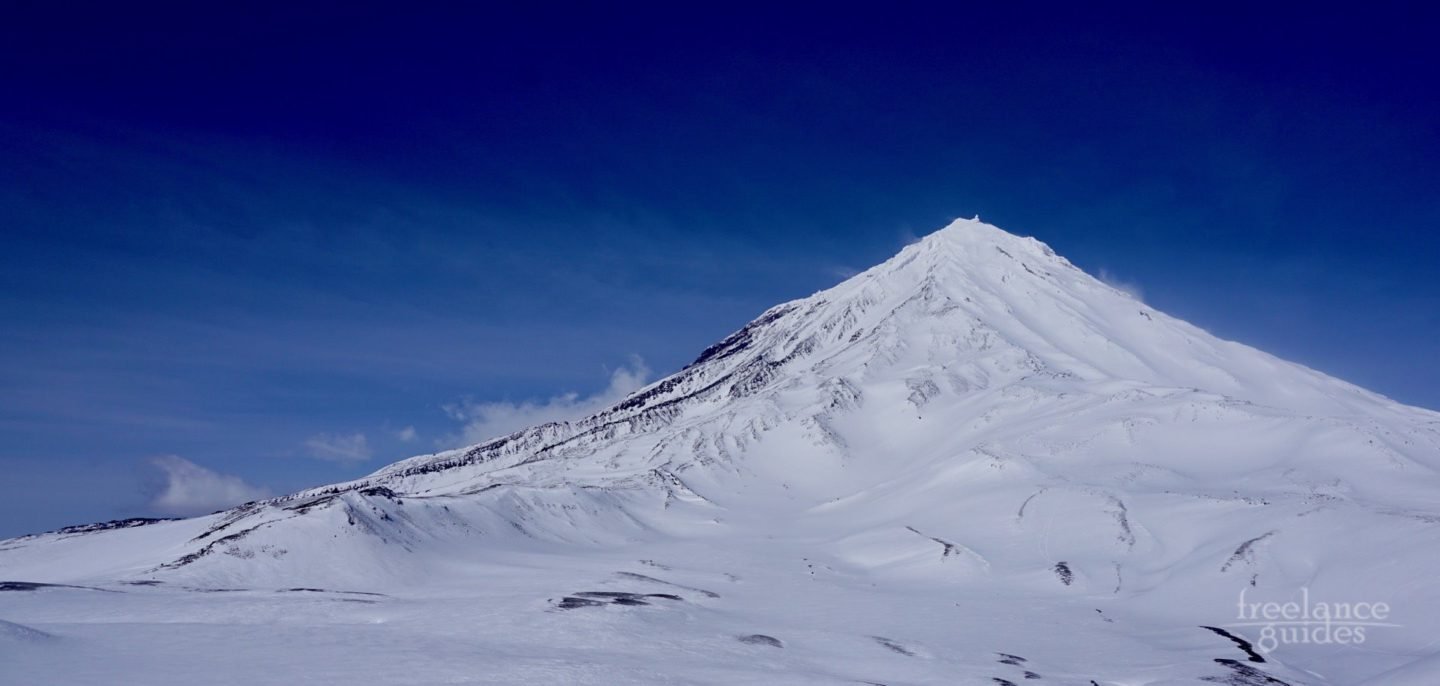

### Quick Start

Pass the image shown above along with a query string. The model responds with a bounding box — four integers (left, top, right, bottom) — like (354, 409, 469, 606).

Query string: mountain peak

(782, 217, 1389, 420)
(922, 215, 1009, 242)
(6, 218, 1439, 686)
(910, 216, 1058, 264)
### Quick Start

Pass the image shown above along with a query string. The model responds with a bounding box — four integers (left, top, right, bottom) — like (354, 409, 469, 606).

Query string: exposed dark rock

(737, 634, 783, 648)
(555, 597, 606, 609)
(0, 581, 115, 593)
(1053, 562, 1073, 585)
(358, 486, 398, 498)
(51, 518, 177, 536)
(872, 636, 916, 656)
(1200, 659, 1291, 685)
(615, 571, 719, 598)
(685, 305, 796, 370)
(158, 524, 266, 570)
(1221, 532, 1276, 574)
(1201, 626, 1266, 663)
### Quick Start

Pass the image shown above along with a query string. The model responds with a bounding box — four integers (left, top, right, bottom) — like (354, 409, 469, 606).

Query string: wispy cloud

(148, 455, 271, 516)
(303, 432, 373, 463)
(443, 356, 650, 447)
(394, 425, 417, 442)
(1098, 267, 1145, 301)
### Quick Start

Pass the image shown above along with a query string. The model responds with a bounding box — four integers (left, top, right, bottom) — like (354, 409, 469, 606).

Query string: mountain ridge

(8, 218, 1436, 538)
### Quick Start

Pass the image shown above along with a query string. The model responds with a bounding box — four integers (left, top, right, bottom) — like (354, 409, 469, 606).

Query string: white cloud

(444, 356, 650, 447)
(304, 432, 372, 463)
(394, 426, 417, 442)
(1098, 268, 1145, 301)
(149, 455, 271, 516)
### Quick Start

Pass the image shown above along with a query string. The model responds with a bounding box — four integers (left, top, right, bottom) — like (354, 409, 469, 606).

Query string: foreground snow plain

(4, 219, 1439, 685)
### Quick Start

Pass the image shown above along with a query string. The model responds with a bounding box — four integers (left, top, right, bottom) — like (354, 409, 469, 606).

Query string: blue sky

(2, 4, 1437, 537)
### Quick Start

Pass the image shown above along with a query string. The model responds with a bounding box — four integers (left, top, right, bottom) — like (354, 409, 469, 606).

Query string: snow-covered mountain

(4, 219, 1439, 685)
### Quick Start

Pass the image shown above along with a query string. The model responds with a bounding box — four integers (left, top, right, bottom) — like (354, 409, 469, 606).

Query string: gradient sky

(2, 4, 1437, 537)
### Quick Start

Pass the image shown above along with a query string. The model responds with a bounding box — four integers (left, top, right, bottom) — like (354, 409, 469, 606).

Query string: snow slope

(4, 218, 1439, 685)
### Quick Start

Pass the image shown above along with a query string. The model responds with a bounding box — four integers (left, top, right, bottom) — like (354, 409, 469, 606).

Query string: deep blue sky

(2, 3, 1437, 537)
